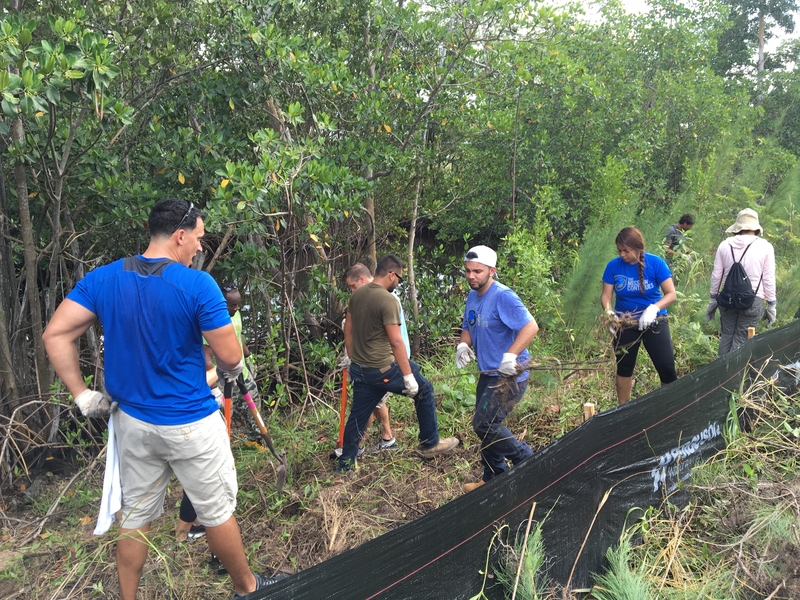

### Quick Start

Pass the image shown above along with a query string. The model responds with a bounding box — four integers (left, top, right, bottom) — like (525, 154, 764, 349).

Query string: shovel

(235, 374, 288, 494)
(329, 368, 348, 460)
(337, 368, 347, 452)
(223, 381, 233, 438)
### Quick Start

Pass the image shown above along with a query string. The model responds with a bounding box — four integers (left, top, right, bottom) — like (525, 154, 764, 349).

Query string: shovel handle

(236, 375, 282, 461)
(223, 380, 232, 438)
(337, 369, 347, 448)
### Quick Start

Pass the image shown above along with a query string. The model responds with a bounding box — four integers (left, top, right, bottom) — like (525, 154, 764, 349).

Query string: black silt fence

(252, 320, 800, 600)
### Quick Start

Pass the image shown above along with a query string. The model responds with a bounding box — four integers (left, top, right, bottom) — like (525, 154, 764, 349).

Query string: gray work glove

(217, 359, 244, 383)
(338, 353, 351, 368)
(74, 389, 112, 418)
(455, 342, 476, 369)
(705, 297, 718, 322)
(402, 373, 419, 397)
(763, 302, 777, 328)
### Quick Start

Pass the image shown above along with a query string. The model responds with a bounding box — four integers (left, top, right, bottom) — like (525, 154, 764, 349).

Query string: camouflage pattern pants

(230, 371, 263, 441)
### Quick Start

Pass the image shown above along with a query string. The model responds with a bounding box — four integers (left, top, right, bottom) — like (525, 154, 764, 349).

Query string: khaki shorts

(115, 409, 237, 529)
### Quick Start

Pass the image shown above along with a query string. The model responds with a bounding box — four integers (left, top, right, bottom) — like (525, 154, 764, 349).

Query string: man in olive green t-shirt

(338, 254, 458, 472)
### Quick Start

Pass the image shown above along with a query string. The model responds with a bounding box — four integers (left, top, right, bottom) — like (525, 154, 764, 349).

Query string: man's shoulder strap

(122, 256, 177, 276)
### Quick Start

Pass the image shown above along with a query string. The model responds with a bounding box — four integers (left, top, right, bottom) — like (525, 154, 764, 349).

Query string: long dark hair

(616, 227, 646, 294)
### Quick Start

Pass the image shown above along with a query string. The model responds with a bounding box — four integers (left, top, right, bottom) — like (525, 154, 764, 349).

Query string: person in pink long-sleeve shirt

(706, 208, 777, 355)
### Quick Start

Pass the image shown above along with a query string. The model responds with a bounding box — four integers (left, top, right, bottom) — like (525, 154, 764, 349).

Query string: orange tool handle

(223, 380, 232, 438)
(337, 369, 347, 448)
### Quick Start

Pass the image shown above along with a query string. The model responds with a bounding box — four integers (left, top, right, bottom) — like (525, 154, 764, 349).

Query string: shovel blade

(275, 452, 288, 494)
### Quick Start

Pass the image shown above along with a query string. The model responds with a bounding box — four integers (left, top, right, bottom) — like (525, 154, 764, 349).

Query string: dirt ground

(0, 405, 564, 599)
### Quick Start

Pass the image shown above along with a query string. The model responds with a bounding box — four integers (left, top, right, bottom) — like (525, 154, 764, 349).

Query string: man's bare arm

(202, 324, 242, 369)
(386, 323, 412, 375)
(507, 319, 539, 355)
(42, 299, 98, 397)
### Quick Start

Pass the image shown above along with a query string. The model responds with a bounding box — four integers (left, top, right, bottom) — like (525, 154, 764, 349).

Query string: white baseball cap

(465, 245, 497, 268)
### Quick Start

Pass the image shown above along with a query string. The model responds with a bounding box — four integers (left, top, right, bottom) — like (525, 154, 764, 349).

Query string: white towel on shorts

(94, 412, 121, 535)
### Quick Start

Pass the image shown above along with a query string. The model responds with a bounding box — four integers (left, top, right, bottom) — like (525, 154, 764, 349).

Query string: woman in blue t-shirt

(600, 227, 678, 404)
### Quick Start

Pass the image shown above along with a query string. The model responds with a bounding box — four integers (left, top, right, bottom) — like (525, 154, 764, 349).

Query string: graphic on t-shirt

(467, 309, 488, 328)
(614, 274, 654, 293)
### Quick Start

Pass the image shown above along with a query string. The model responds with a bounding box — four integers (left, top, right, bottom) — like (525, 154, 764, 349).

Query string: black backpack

(717, 241, 762, 311)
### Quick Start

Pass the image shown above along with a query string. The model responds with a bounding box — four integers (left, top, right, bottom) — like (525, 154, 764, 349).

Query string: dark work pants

(473, 374, 533, 482)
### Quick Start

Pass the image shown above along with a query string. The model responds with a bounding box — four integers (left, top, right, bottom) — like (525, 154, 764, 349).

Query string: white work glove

(211, 386, 224, 408)
(455, 342, 476, 368)
(402, 373, 419, 397)
(74, 389, 112, 418)
(217, 359, 244, 383)
(498, 353, 518, 377)
(338, 353, 351, 368)
(638, 304, 660, 330)
(764, 302, 777, 328)
(705, 297, 718, 322)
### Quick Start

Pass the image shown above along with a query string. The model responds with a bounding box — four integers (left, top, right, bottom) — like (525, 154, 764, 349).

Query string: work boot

(231, 572, 289, 599)
(416, 436, 459, 459)
(463, 480, 485, 493)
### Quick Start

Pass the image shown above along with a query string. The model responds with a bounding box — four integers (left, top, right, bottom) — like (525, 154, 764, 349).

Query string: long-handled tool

(236, 374, 288, 494)
(329, 368, 348, 460)
(337, 368, 347, 452)
(223, 381, 233, 438)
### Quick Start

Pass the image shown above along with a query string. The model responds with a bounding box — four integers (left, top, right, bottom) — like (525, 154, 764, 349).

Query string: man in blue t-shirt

(456, 245, 539, 493)
(43, 198, 284, 599)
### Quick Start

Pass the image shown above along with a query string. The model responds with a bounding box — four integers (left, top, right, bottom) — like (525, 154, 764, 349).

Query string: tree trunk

(408, 176, 422, 356)
(11, 115, 50, 398)
(0, 143, 21, 410)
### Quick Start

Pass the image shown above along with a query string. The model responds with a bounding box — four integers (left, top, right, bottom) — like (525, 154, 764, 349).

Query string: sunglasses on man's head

(174, 201, 195, 232)
(221, 284, 238, 293)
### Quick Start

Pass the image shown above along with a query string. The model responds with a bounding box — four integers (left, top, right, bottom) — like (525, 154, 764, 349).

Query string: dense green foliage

(2, 0, 800, 424)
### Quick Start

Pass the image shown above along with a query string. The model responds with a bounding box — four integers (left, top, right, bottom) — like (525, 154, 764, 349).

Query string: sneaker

(463, 480, 485, 493)
(186, 524, 206, 541)
(333, 447, 364, 458)
(231, 572, 289, 599)
(416, 436, 459, 459)
(368, 437, 398, 453)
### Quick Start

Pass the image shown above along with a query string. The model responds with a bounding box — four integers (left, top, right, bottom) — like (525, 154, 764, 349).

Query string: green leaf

(19, 96, 34, 116)
(45, 87, 60, 105)
(19, 28, 32, 46)
(1, 99, 17, 119)
(0, 120, 8, 136)
(64, 70, 84, 79)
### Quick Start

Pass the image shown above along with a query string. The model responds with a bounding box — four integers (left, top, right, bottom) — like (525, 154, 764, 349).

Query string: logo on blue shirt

(467, 310, 477, 326)
(613, 275, 627, 292)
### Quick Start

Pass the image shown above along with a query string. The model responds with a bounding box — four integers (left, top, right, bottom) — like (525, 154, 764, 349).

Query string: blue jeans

(473, 374, 533, 482)
(338, 360, 439, 472)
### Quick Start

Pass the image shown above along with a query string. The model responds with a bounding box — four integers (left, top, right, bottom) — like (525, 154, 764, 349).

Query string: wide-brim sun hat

(726, 208, 762, 235)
